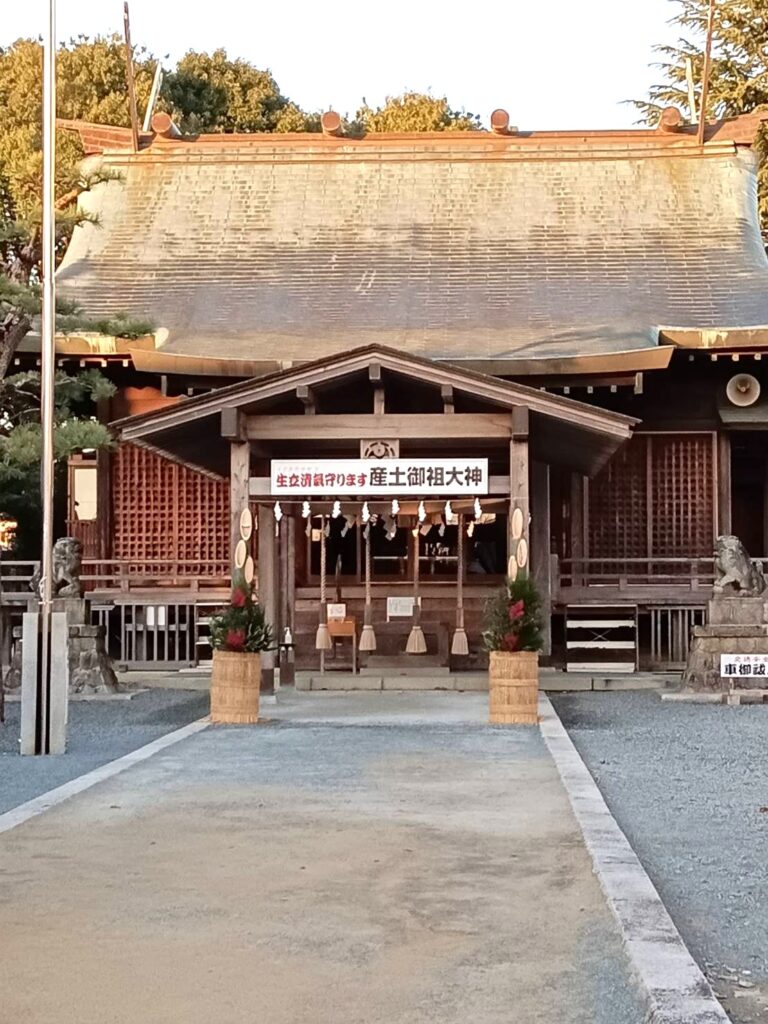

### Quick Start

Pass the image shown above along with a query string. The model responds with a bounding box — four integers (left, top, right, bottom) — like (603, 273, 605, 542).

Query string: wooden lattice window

(588, 433, 715, 562)
(649, 434, 715, 557)
(113, 444, 229, 576)
(588, 438, 647, 560)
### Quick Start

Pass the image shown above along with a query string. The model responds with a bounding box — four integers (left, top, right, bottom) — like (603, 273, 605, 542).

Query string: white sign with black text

(270, 458, 489, 496)
(720, 653, 768, 679)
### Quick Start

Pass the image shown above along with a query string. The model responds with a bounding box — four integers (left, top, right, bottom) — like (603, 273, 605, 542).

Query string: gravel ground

(0, 689, 208, 815)
(552, 691, 768, 1024)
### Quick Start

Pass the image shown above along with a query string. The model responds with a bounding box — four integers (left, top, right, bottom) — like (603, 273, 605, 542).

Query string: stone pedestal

(4, 598, 119, 695)
(682, 597, 768, 691)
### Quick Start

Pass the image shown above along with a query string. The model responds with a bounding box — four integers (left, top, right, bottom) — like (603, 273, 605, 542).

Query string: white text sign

(271, 458, 489, 496)
(720, 653, 768, 679)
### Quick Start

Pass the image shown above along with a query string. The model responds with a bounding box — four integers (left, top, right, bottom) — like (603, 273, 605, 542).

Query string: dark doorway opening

(730, 433, 768, 557)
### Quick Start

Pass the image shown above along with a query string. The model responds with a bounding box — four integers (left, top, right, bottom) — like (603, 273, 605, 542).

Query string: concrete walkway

(1, 691, 644, 1024)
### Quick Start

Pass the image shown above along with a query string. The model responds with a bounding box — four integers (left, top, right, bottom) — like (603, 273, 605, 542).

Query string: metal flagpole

(39, 0, 58, 753)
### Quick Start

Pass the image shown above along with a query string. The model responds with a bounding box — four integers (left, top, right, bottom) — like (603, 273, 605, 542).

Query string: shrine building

(11, 107, 768, 681)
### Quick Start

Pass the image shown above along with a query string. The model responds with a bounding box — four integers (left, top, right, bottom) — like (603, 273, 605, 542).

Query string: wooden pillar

(258, 503, 278, 693)
(570, 473, 586, 585)
(279, 515, 296, 686)
(717, 432, 731, 538)
(96, 397, 113, 560)
(229, 441, 250, 577)
(508, 406, 530, 575)
(531, 460, 552, 656)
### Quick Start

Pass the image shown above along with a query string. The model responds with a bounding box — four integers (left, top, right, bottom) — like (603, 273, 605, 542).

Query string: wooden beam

(531, 461, 552, 656)
(257, 504, 278, 693)
(246, 413, 513, 441)
(570, 474, 586, 588)
(230, 442, 250, 576)
(717, 432, 731, 536)
(441, 385, 454, 413)
(279, 517, 297, 686)
(373, 386, 386, 415)
(508, 429, 530, 578)
(296, 385, 316, 414)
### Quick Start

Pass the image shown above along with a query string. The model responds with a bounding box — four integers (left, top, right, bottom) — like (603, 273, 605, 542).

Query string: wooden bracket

(296, 385, 316, 414)
(511, 405, 529, 439)
(441, 385, 455, 414)
(221, 408, 246, 441)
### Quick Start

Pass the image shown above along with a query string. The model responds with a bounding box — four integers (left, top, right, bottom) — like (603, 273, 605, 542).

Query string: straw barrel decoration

(210, 650, 261, 724)
(488, 650, 539, 725)
(210, 504, 262, 724)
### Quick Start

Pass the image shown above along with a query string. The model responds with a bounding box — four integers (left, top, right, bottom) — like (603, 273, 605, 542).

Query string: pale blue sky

(3, 0, 684, 130)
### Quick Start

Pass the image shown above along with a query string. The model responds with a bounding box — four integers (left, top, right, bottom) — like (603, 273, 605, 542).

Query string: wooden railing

(0, 558, 230, 597)
(554, 555, 732, 610)
(556, 556, 717, 594)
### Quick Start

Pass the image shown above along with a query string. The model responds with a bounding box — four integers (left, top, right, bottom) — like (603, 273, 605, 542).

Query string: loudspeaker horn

(726, 373, 761, 407)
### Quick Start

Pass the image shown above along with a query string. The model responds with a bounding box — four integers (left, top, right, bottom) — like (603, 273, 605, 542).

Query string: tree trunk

(0, 311, 31, 380)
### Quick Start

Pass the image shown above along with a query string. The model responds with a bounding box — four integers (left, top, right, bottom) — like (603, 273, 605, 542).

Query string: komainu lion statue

(29, 537, 84, 599)
(714, 535, 766, 596)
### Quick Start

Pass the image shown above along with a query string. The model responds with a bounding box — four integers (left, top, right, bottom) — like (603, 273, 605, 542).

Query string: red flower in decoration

(225, 629, 247, 651)
(230, 588, 248, 609)
(502, 631, 520, 652)
(508, 599, 525, 622)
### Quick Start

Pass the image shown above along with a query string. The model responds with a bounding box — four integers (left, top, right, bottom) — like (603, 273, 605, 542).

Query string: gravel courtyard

(1, 693, 646, 1024)
(0, 689, 208, 813)
(552, 691, 768, 1024)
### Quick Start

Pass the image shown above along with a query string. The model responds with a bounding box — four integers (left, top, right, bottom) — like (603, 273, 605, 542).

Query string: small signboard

(720, 653, 768, 679)
(387, 596, 419, 620)
(327, 603, 347, 621)
(271, 458, 489, 496)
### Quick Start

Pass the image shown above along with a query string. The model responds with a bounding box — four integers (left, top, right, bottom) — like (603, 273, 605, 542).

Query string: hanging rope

(406, 518, 427, 654)
(359, 523, 376, 652)
(451, 513, 469, 655)
(315, 514, 332, 651)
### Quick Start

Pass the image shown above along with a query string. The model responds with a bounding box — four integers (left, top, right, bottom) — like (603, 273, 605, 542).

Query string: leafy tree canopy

(163, 49, 319, 134)
(354, 91, 480, 133)
(634, 0, 768, 226)
(0, 368, 115, 552)
(633, 0, 768, 124)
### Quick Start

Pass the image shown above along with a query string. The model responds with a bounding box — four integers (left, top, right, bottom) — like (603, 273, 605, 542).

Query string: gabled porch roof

(113, 345, 637, 477)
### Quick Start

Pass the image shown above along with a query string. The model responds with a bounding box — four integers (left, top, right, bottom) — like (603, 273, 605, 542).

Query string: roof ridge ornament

(490, 109, 518, 135)
(321, 111, 343, 138)
(657, 106, 684, 134)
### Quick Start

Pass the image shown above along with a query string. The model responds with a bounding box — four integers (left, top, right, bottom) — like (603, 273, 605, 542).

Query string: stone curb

(538, 694, 730, 1024)
(0, 717, 210, 837)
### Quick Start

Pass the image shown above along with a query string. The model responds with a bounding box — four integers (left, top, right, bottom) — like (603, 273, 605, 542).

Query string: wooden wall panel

(588, 433, 715, 563)
(113, 444, 229, 575)
(649, 434, 715, 557)
(588, 438, 647, 560)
